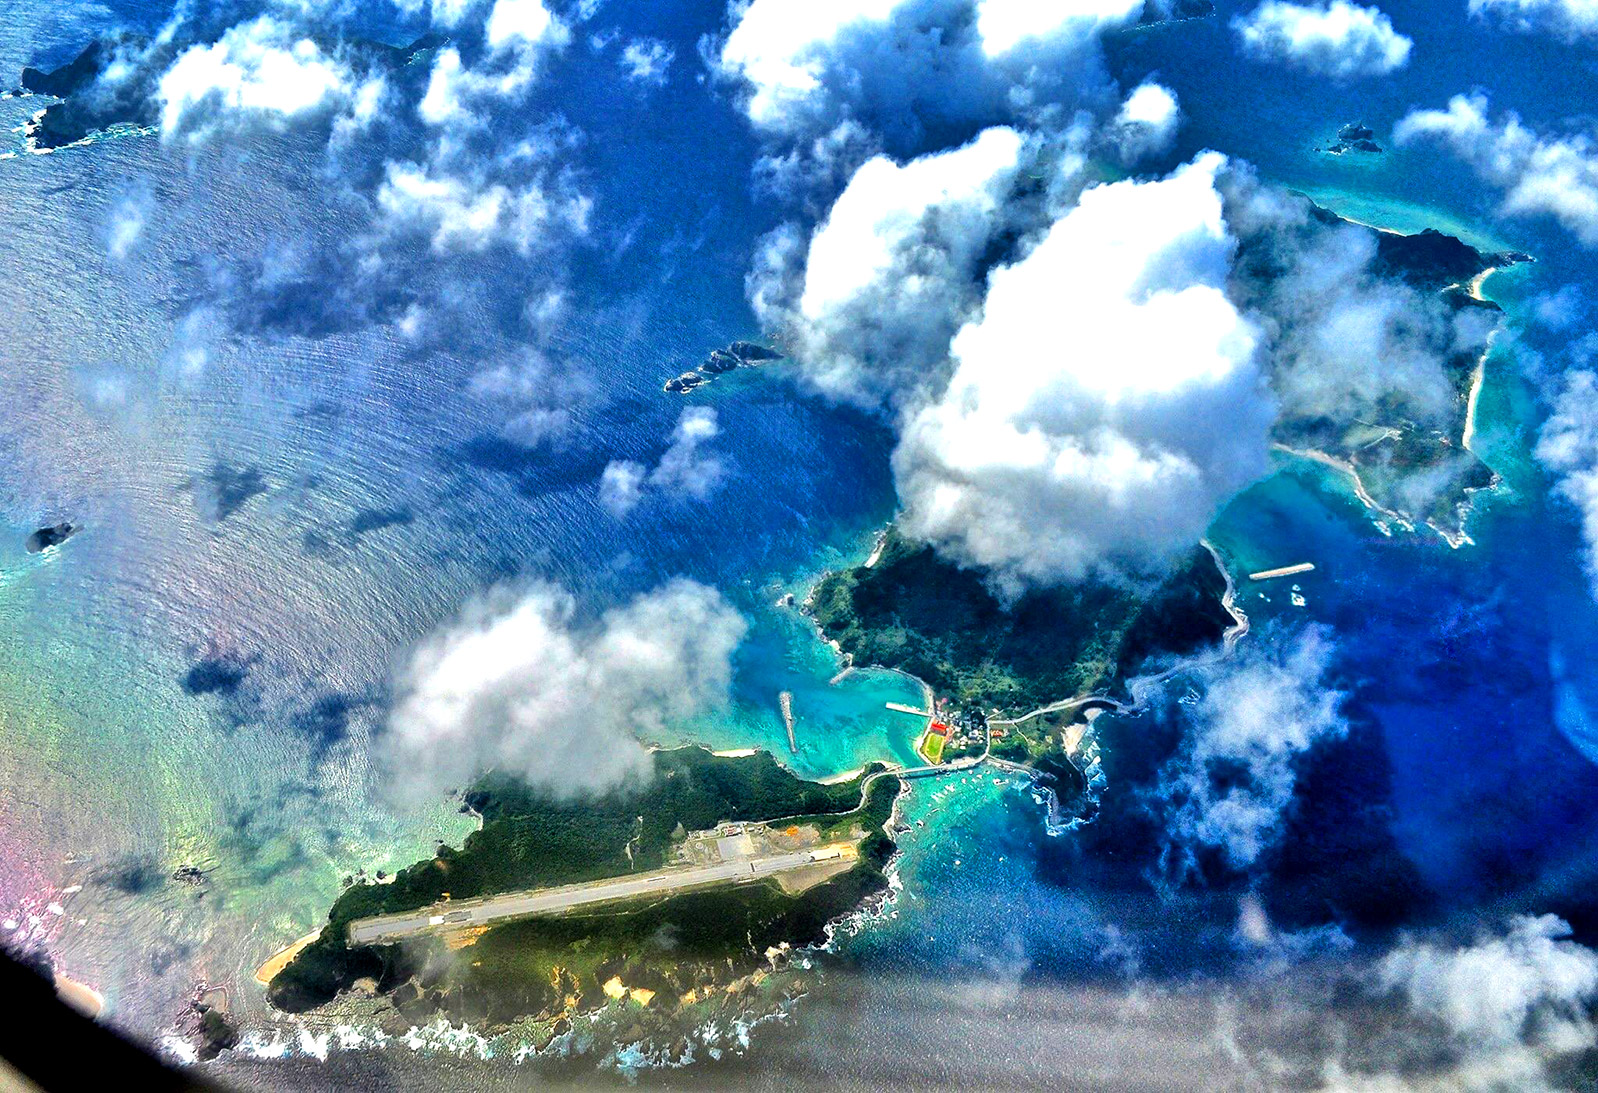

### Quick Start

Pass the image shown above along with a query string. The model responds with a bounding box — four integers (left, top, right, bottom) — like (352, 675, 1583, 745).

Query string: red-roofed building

(929, 722, 949, 737)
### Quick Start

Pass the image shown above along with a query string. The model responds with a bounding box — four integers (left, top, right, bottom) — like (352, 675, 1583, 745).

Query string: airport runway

(346, 846, 848, 944)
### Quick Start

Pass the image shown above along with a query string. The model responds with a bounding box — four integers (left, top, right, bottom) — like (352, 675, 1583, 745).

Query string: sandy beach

(864, 529, 889, 568)
(1468, 266, 1498, 303)
(1462, 356, 1487, 451)
(1274, 443, 1415, 529)
(253, 930, 323, 986)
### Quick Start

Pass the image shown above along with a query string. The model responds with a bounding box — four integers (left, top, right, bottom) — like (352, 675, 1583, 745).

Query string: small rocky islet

(1324, 122, 1384, 156)
(25, 522, 77, 553)
(664, 341, 783, 393)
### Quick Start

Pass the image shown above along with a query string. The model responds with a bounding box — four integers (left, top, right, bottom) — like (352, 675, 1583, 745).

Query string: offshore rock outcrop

(662, 342, 783, 393)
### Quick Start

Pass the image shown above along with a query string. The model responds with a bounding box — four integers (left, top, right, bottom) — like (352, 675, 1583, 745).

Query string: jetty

(1248, 562, 1315, 581)
(885, 702, 932, 718)
(779, 691, 796, 752)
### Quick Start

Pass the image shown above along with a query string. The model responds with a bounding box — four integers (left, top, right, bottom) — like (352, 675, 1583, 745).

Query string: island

(266, 748, 900, 1041)
(1324, 122, 1383, 156)
(663, 341, 782, 393)
(807, 526, 1238, 808)
(25, 522, 76, 553)
(1254, 206, 1531, 544)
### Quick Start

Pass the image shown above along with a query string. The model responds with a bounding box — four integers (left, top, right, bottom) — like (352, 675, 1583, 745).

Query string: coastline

(1272, 425, 1490, 550)
(1273, 442, 1414, 532)
(1204, 538, 1251, 654)
(1295, 185, 1522, 255)
(863, 527, 889, 569)
(1462, 356, 1487, 453)
(254, 931, 323, 987)
(1468, 266, 1498, 303)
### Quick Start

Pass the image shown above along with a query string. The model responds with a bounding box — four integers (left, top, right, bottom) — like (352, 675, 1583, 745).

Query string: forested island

(1250, 208, 1530, 542)
(25, 522, 76, 552)
(267, 749, 900, 1038)
(809, 528, 1234, 717)
(1324, 122, 1382, 155)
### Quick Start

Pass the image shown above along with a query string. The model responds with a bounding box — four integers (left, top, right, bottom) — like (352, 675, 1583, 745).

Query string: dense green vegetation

(423, 830, 896, 1027)
(809, 529, 1232, 715)
(269, 749, 899, 1014)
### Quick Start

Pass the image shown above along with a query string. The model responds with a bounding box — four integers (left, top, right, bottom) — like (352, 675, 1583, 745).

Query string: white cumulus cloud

(1232, 0, 1412, 78)
(376, 142, 591, 255)
(754, 126, 1032, 411)
(713, 0, 1136, 154)
(1470, 0, 1598, 41)
(418, 48, 476, 126)
(380, 580, 748, 803)
(619, 38, 674, 85)
(416, 0, 566, 126)
(1396, 93, 1598, 246)
(973, 0, 1146, 56)
(716, 0, 911, 133)
(1537, 369, 1598, 595)
(894, 153, 1274, 587)
(156, 15, 381, 138)
(1363, 915, 1598, 1091)
(1108, 81, 1182, 163)
(485, 0, 563, 51)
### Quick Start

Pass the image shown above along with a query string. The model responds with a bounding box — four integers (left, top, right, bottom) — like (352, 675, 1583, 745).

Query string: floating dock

(1248, 562, 1315, 581)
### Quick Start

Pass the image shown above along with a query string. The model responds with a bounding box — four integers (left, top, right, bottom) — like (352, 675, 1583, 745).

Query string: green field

(918, 730, 946, 765)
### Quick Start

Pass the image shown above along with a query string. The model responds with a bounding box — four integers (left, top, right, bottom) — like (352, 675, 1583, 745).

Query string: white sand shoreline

(254, 930, 323, 986)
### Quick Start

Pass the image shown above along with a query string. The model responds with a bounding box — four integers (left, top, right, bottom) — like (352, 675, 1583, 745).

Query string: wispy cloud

(1396, 93, 1598, 245)
(600, 407, 725, 517)
(1150, 626, 1346, 879)
(1470, 0, 1598, 42)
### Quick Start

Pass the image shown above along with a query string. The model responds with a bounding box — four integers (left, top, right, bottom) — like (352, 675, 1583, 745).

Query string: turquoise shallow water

(655, 532, 933, 778)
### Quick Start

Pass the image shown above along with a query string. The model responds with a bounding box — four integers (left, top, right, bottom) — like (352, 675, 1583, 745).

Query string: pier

(1248, 562, 1315, 581)
(779, 691, 796, 752)
(885, 702, 932, 717)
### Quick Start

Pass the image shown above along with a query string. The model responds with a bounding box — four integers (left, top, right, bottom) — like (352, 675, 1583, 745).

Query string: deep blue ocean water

(1, 0, 1597, 1084)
